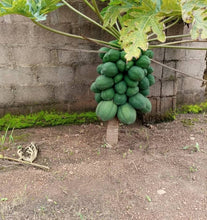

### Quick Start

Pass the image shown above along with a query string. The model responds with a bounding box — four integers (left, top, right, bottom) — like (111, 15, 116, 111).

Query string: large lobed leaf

(160, 0, 181, 16)
(181, 0, 207, 39)
(0, 0, 63, 21)
(119, 0, 166, 60)
(102, 0, 183, 60)
(101, 0, 142, 27)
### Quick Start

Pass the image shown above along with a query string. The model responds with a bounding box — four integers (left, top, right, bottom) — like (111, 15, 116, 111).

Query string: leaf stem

(91, 0, 103, 22)
(32, 20, 111, 47)
(162, 16, 177, 24)
(115, 21, 121, 32)
(148, 17, 180, 39)
(164, 17, 180, 30)
(149, 44, 207, 50)
(157, 39, 207, 46)
(151, 59, 207, 83)
(148, 34, 191, 42)
(62, 0, 117, 38)
(83, 0, 95, 12)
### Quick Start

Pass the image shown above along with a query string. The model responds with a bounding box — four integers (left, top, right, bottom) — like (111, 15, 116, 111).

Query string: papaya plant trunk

(106, 118, 119, 146)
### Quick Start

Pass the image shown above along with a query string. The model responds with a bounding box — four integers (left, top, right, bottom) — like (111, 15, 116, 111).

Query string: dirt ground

(0, 113, 206, 220)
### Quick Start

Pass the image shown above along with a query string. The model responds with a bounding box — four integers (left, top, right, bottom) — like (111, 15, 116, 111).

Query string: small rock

(190, 137, 195, 140)
(157, 189, 166, 195)
(47, 199, 53, 203)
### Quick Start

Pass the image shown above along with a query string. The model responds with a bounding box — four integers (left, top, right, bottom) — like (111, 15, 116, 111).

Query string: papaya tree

(0, 0, 206, 146)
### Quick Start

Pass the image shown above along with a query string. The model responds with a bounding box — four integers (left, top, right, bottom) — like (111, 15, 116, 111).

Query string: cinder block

(176, 76, 184, 93)
(152, 48, 165, 61)
(0, 44, 11, 65)
(160, 97, 175, 113)
(165, 48, 186, 61)
(36, 66, 74, 84)
(162, 61, 176, 79)
(151, 62, 162, 79)
(10, 14, 30, 23)
(177, 90, 205, 104)
(183, 78, 203, 91)
(3, 15, 12, 24)
(149, 80, 161, 97)
(58, 48, 82, 65)
(0, 86, 14, 106)
(32, 23, 74, 46)
(12, 46, 50, 66)
(75, 64, 98, 82)
(54, 83, 75, 102)
(185, 44, 206, 60)
(0, 67, 35, 86)
(149, 97, 160, 114)
(161, 80, 175, 97)
(14, 85, 54, 104)
(176, 60, 206, 77)
(0, 23, 32, 44)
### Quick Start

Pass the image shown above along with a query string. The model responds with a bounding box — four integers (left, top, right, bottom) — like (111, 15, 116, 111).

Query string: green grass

(178, 101, 207, 114)
(0, 111, 99, 131)
(157, 101, 207, 123)
(0, 101, 206, 131)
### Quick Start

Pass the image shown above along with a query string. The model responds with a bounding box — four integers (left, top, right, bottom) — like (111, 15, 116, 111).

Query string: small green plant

(0, 126, 15, 149)
(181, 118, 199, 127)
(0, 198, 8, 202)
(189, 165, 198, 173)
(77, 212, 85, 220)
(178, 101, 207, 114)
(146, 195, 152, 202)
(183, 142, 200, 152)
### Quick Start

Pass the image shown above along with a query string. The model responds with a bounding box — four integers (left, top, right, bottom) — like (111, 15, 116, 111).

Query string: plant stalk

(149, 44, 207, 50)
(157, 39, 207, 46)
(62, 0, 117, 38)
(32, 20, 111, 47)
(148, 34, 191, 42)
(85, 0, 120, 38)
(83, 0, 95, 12)
(164, 17, 180, 30)
(151, 59, 207, 83)
(91, 0, 103, 22)
(148, 17, 180, 39)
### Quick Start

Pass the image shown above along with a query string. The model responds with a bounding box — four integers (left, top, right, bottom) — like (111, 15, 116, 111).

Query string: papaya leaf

(102, 0, 142, 27)
(120, 0, 166, 60)
(160, 0, 181, 16)
(151, 0, 162, 11)
(0, 0, 63, 21)
(181, 0, 207, 39)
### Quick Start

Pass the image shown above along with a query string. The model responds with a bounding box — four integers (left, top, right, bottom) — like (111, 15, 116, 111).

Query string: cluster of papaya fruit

(90, 43, 155, 125)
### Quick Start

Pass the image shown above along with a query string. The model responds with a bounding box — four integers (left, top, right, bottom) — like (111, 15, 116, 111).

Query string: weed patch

(178, 101, 207, 114)
(0, 111, 99, 131)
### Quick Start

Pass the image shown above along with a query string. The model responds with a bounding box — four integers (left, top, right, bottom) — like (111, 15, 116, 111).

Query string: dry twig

(0, 154, 50, 170)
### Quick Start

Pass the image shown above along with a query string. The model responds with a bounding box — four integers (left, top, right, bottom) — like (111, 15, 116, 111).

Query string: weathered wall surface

(164, 23, 206, 105)
(0, 2, 111, 116)
(0, 4, 206, 116)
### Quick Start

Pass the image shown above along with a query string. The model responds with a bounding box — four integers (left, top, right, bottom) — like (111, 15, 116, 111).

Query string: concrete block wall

(0, 2, 113, 115)
(0, 4, 206, 117)
(166, 24, 206, 105)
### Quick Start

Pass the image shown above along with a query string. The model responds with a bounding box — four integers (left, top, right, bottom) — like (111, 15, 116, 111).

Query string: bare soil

(0, 114, 206, 220)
